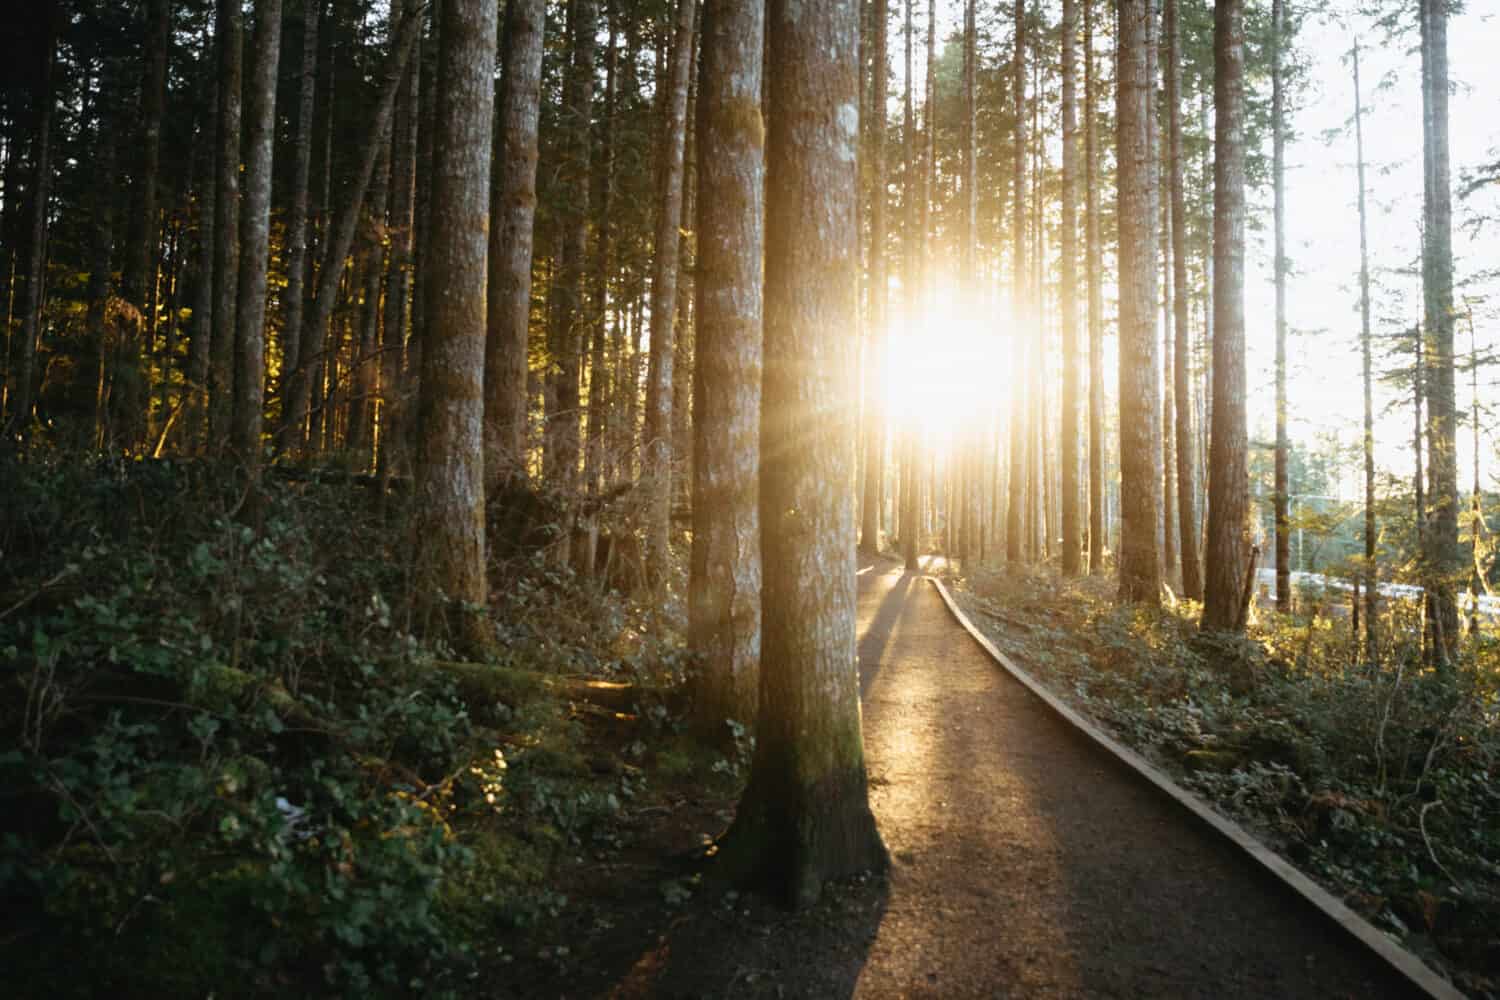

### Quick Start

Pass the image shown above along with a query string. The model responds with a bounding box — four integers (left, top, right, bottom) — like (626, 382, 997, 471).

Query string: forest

(1, 0, 1497, 996)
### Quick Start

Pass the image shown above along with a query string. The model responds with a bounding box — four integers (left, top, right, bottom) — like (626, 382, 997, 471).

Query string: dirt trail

(602, 562, 1425, 998)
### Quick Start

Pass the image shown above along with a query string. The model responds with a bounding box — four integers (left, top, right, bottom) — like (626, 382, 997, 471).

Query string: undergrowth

(959, 566, 1500, 997)
(0, 455, 731, 998)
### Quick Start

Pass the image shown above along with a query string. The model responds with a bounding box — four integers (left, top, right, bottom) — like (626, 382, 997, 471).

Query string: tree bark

(688, 0, 764, 735)
(414, 0, 496, 646)
(543, 0, 596, 491)
(1060, 0, 1081, 576)
(278, 0, 319, 455)
(1201, 0, 1249, 631)
(209, 0, 243, 449)
(1116, 0, 1162, 604)
(584, 15, 619, 496)
(1006, 0, 1027, 565)
(718, 0, 887, 908)
(485, 0, 545, 486)
(1086, 0, 1104, 574)
(232, 0, 283, 477)
(1165, 0, 1200, 600)
(1271, 0, 1290, 612)
(900, 0, 920, 572)
(860, 0, 888, 556)
(1419, 0, 1459, 665)
(1353, 40, 1377, 657)
(642, 0, 696, 587)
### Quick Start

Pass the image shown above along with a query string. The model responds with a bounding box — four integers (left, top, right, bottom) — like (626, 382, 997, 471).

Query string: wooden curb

(926, 576, 1464, 1000)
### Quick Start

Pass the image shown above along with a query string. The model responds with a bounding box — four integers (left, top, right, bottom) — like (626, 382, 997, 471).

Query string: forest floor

(495, 560, 1426, 999)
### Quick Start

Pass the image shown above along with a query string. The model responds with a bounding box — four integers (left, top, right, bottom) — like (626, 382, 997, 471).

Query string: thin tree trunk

(1060, 0, 1081, 575)
(232, 0, 283, 479)
(1116, 0, 1162, 604)
(1086, 0, 1104, 574)
(1202, 0, 1249, 631)
(378, 39, 418, 485)
(584, 15, 619, 496)
(1272, 0, 1290, 612)
(688, 0, 764, 733)
(718, 0, 887, 906)
(209, 0, 243, 449)
(860, 0, 889, 555)
(186, 50, 217, 450)
(1007, 0, 1027, 564)
(84, 69, 119, 448)
(1419, 0, 1459, 665)
(1166, 0, 1200, 599)
(277, 0, 319, 454)
(642, 0, 696, 587)
(413, 0, 496, 647)
(1352, 40, 1376, 656)
(900, 0, 920, 571)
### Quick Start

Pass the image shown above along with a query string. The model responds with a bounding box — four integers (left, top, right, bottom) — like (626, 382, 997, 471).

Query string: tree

(484, 0, 545, 485)
(413, 0, 496, 644)
(1419, 0, 1459, 665)
(1085, 0, 1104, 574)
(1060, 0, 1082, 576)
(543, 0, 596, 496)
(718, 0, 887, 907)
(232, 0, 283, 478)
(1352, 40, 1377, 656)
(1007, 0, 1027, 565)
(900, 0, 920, 572)
(642, 0, 696, 587)
(1271, 0, 1290, 612)
(1165, 0, 1201, 600)
(861, 0, 889, 558)
(208, 0, 242, 448)
(1202, 0, 1249, 631)
(688, 0, 764, 736)
(1116, 0, 1162, 604)
(277, 0, 318, 457)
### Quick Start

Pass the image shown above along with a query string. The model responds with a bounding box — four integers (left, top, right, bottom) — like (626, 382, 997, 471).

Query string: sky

(887, 1, 1500, 502)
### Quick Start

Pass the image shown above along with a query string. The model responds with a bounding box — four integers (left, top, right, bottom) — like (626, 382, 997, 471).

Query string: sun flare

(882, 287, 1013, 445)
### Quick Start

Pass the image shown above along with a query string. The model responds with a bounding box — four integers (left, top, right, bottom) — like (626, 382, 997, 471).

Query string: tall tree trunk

(642, 0, 696, 587)
(1271, 0, 1290, 612)
(1060, 0, 1081, 575)
(1165, 0, 1200, 599)
(232, 0, 283, 478)
(718, 0, 887, 906)
(209, 0, 243, 449)
(1086, 0, 1104, 574)
(1352, 40, 1376, 656)
(1116, 0, 1162, 604)
(1419, 0, 1459, 665)
(544, 0, 596, 491)
(379, 50, 418, 484)
(414, 0, 495, 647)
(185, 47, 218, 450)
(278, 0, 319, 454)
(688, 0, 764, 734)
(1201, 0, 1249, 631)
(900, 0, 920, 571)
(84, 68, 120, 448)
(584, 16, 619, 495)
(1006, 0, 1027, 564)
(860, 0, 888, 556)
(484, 0, 545, 485)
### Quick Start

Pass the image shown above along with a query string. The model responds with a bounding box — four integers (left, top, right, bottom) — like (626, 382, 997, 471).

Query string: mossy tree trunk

(413, 0, 495, 645)
(687, 0, 764, 736)
(718, 0, 887, 909)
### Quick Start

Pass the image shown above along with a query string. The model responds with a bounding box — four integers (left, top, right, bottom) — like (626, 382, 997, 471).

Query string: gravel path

(611, 562, 1425, 998)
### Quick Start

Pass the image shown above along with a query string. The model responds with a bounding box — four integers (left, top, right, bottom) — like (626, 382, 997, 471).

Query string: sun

(882, 285, 1013, 446)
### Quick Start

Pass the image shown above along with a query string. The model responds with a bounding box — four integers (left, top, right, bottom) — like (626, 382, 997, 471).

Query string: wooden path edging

(926, 575, 1465, 1000)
